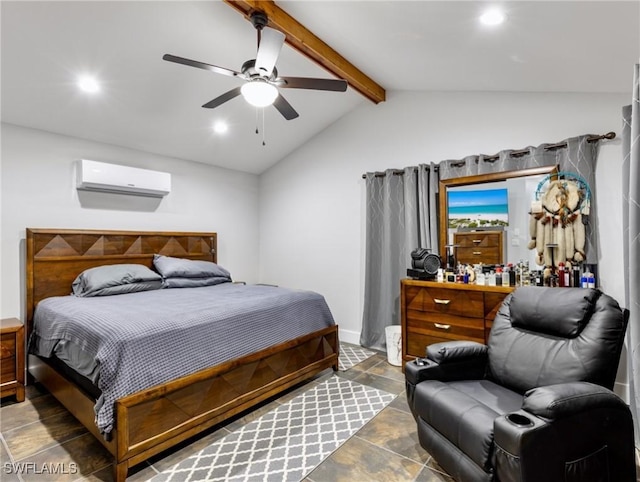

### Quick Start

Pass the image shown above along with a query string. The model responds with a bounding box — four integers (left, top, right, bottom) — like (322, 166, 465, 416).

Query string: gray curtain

(623, 63, 640, 445)
(362, 135, 603, 353)
(439, 135, 600, 263)
(360, 164, 438, 351)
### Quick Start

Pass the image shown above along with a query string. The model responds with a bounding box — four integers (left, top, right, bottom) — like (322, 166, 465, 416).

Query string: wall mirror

(439, 165, 559, 268)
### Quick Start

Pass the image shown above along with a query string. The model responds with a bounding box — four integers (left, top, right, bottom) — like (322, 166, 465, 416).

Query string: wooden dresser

(454, 230, 504, 265)
(400, 280, 514, 365)
(1, 318, 25, 402)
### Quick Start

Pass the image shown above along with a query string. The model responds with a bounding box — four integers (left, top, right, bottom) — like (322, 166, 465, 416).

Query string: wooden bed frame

(25, 228, 339, 481)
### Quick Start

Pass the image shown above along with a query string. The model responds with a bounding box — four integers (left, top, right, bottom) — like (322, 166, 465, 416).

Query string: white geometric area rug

(338, 343, 376, 371)
(150, 376, 395, 482)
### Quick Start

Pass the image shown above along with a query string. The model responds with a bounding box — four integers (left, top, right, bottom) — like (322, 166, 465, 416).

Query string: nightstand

(1, 318, 25, 402)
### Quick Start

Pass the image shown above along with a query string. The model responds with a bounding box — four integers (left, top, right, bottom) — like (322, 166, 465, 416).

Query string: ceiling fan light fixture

(241, 80, 278, 107)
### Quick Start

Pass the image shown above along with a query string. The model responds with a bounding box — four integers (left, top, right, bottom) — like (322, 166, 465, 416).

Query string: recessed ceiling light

(480, 9, 506, 26)
(213, 121, 228, 134)
(77, 75, 100, 93)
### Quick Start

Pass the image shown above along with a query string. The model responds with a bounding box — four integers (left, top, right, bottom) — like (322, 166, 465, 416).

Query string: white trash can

(385, 325, 402, 366)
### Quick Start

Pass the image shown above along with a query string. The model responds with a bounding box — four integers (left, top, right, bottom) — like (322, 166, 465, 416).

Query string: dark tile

(78, 462, 158, 482)
(17, 432, 111, 482)
(4, 410, 86, 460)
(76, 465, 114, 482)
(126, 463, 162, 482)
(351, 354, 386, 372)
(415, 464, 455, 481)
(25, 383, 49, 400)
(334, 368, 362, 382)
(307, 435, 423, 481)
(356, 406, 430, 464)
(350, 371, 405, 395)
(0, 393, 67, 432)
(367, 361, 405, 382)
(0, 436, 21, 482)
(308, 368, 335, 381)
(427, 457, 453, 478)
(389, 390, 412, 414)
(0, 398, 18, 409)
(1, 383, 49, 409)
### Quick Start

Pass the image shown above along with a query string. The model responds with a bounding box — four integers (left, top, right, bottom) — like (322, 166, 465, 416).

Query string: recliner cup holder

(506, 413, 534, 427)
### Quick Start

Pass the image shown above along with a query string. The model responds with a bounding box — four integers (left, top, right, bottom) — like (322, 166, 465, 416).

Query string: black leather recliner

(405, 286, 634, 482)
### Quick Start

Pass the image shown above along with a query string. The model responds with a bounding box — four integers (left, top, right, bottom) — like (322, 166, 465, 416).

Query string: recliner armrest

(426, 340, 488, 364)
(522, 381, 628, 421)
(405, 341, 488, 386)
(494, 382, 635, 481)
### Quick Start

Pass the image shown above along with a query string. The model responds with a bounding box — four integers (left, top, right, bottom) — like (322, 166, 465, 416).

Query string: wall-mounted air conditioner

(76, 159, 171, 197)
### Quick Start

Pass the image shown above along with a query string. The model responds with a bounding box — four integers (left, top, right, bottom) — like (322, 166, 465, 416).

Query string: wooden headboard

(26, 228, 217, 336)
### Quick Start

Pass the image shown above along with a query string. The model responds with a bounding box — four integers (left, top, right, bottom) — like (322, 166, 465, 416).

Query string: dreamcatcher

(527, 172, 591, 267)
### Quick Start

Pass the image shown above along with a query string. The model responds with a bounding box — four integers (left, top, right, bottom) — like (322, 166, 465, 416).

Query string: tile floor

(3, 347, 638, 482)
(0, 346, 453, 482)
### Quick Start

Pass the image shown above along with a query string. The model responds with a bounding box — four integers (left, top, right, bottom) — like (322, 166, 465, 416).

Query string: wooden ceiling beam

(222, 0, 385, 104)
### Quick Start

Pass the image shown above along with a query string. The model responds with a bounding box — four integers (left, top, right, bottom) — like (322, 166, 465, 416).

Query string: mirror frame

(438, 165, 559, 261)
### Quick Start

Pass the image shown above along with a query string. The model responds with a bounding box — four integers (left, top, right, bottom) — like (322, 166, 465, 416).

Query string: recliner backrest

(487, 287, 627, 393)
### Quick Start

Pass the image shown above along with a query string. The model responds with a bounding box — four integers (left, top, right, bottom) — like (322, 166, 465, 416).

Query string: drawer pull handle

(473, 251, 482, 255)
(472, 239, 482, 243)
(434, 323, 451, 330)
(434, 298, 451, 305)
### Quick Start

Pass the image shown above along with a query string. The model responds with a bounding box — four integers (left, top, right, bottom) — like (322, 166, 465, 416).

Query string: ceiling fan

(163, 11, 348, 120)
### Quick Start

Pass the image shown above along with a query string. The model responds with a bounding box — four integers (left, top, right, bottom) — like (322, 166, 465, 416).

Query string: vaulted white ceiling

(2, 1, 638, 174)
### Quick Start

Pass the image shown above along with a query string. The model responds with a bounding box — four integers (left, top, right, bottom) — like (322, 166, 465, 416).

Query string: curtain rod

(361, 131, 616, 179)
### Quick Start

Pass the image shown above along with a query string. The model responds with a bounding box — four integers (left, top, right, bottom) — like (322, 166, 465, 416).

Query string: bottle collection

(437, 260, 596, 288)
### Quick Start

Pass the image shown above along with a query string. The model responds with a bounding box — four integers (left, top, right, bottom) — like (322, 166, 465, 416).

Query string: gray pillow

(72, 264, 163, 297)
(163, 277, 231, 289)
(153, 255, 231, 280)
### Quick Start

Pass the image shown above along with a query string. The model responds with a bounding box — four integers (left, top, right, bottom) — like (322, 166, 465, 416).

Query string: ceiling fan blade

(255, 28, 285, 77)
(273, 94, 299, 120)
(277, 76, 348, 92)
(202, 86, 243, 109)
(163, 54, 242, 79)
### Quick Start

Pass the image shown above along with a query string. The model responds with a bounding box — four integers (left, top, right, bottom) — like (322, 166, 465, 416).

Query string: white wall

(259, 90, 628, 351)
(1, 123, 260, 320)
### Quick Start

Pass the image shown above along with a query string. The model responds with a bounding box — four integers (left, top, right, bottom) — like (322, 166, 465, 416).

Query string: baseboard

(338, 328, 361, 345)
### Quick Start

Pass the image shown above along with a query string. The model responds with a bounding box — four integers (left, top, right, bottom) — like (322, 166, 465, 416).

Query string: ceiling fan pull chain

(262, 108, 266, 146)
(255, 107, 259, 135)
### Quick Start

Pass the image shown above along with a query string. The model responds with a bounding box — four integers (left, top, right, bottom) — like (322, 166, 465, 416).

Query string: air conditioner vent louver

(76, 160, 171, 198)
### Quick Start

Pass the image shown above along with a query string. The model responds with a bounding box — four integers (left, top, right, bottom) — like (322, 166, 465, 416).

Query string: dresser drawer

(0, 318, 25, 402)
(406, 326, 485, 357)
(407, 311, 485, 339)
(1, 356, 16, 384)
(406, 333, 452, 357)
(1, 333, 17, 384)
(407, 287, 484, 318)
(1, 333, 16, 359)
(455, 232, 501, 248)
(457, 247, 501, 264)
(401, 280, 513, 368)
(484, 292, 509, 320)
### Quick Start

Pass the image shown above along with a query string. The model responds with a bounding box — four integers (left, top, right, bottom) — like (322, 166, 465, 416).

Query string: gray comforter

(29, 283, 336, 435)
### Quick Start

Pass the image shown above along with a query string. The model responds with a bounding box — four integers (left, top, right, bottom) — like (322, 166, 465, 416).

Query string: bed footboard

(31, 325, 338, 481)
